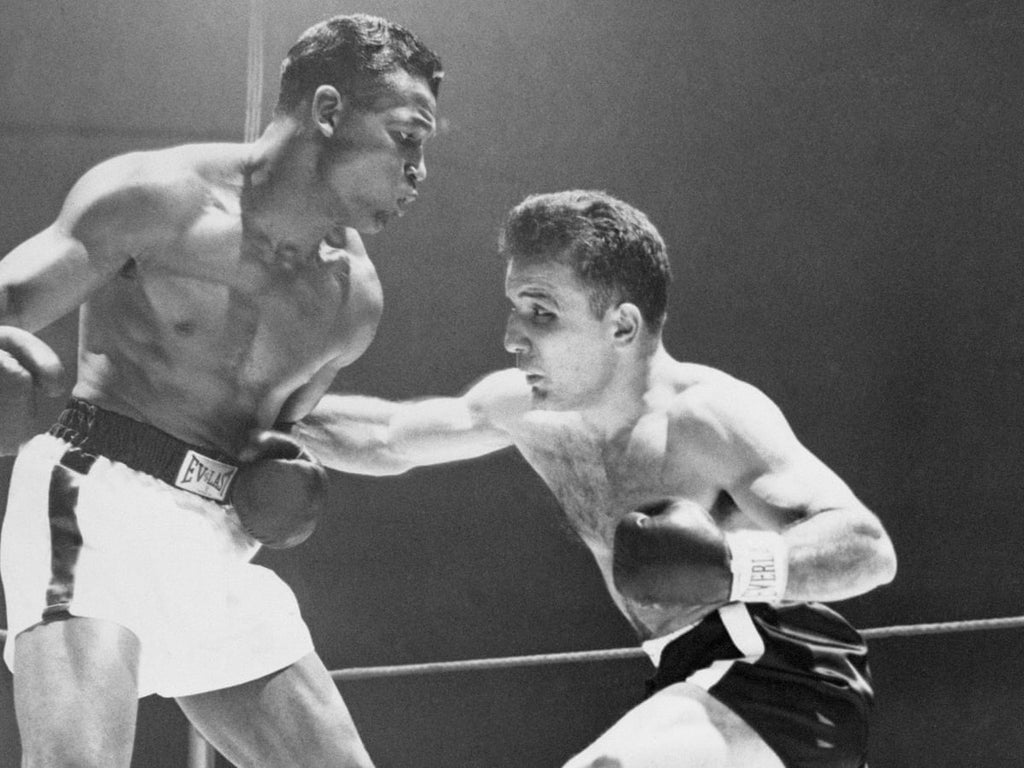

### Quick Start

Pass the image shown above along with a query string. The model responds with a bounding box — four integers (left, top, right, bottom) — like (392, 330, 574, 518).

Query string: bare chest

(85, 212, 382, 393)
(516, 415, 715, 546)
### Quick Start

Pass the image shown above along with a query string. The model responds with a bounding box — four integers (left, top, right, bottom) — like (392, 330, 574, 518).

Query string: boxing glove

(230, 430, 328, 548)
(613, 498, 788, 606)
(0, 326, 64, 454)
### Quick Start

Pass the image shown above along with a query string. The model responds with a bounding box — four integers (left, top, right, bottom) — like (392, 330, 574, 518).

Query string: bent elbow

(874, 537, 898, 587)
(858, 518, 898, 589)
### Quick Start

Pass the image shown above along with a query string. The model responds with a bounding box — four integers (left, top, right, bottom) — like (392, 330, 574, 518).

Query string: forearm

(295, 391, 514, 476)
(294, 394, 413, 476)
(780, 506, 897, 602)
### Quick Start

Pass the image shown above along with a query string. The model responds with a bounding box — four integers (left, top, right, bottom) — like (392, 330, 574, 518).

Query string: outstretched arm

(295, 368, 528, 475)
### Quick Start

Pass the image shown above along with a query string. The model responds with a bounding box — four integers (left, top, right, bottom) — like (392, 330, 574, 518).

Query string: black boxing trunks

(49, 397, 240, 502)
(646, 602, 873, 768)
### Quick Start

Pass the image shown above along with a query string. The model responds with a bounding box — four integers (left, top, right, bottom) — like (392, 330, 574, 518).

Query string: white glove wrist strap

(726, 530, 789, 603)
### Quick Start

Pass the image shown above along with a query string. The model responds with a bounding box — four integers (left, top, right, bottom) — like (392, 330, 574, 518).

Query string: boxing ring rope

(1, 5, 1015, 766)
(2, 614, 1023, 661)
(2, 613, 1024, 666)
(243, 0, 265, 144)
(173, 613, 1024, 767)
(324, 614, 1024, 681)
(5, 614, 1024, 768)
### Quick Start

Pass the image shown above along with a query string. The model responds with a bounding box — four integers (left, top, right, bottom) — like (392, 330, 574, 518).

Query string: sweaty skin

(0, 69, 438, 454)
(298, 259, 896, 640)
(11, 145, 380, 452)
(68, 145, 384, 449)
(398, 361, 886, 639)
(0, 54, 438, 768)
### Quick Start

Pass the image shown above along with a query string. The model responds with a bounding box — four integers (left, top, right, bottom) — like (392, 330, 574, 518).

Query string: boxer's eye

(394, 131, 421, 148)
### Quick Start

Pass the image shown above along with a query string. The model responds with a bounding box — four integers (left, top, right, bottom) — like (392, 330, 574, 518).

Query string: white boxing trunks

(1, 430, 315, 698)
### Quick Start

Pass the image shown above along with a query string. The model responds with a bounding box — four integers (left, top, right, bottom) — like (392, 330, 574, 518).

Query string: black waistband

(48, 398, 239, 502)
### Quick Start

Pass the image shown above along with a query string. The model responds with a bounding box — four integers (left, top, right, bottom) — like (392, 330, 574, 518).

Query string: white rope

(1, 613, 1022, 768)
(3, 614, 1023, 669)
(243, 0, 265, 142)
(328, 614, 1024, 681)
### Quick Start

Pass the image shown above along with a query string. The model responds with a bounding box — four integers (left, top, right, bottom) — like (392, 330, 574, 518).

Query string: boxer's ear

(312, 85, 345, 138)
(610, 302, 642, 345)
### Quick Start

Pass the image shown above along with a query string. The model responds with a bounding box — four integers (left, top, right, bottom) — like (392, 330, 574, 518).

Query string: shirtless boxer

(296, 190, 898, 767)
(0, 14, 440, 768)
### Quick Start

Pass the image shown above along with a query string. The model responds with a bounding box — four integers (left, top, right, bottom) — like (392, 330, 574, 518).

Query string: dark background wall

(2, 1, 1023, 766)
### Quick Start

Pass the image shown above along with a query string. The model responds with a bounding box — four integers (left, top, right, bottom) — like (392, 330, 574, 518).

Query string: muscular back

(3, 144, 382, 453)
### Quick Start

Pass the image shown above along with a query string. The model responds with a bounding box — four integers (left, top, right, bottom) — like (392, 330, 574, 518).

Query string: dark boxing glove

(0, 326, 64, 455)
(230, 430, 328, 548)
(613, 498, 788, 606)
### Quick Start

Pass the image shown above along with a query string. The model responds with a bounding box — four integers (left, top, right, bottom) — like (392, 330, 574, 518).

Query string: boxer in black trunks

(296, 190, 897, 767)
(646, 601, 873, 768)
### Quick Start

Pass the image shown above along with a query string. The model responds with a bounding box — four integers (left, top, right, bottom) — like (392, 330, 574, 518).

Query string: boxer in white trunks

(0, 13, 441, 768)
